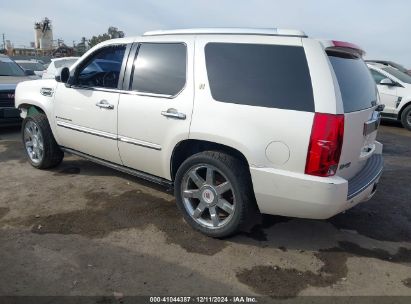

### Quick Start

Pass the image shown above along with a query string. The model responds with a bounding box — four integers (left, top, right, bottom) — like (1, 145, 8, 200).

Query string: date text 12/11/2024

(149, 296, 258, 303)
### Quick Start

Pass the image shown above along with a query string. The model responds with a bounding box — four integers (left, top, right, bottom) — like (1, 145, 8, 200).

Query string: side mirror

(379, 78, 396, 86)
(375, 104, 385, 112)
(55, 67, 70, 83)
(24, 69, 35, 76)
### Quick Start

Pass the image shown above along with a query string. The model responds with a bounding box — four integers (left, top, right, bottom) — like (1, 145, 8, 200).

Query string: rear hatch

(327, 48, 380, 180)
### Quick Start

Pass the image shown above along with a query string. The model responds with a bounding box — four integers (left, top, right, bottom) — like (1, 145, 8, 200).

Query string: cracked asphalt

(0, 121, 410, 298)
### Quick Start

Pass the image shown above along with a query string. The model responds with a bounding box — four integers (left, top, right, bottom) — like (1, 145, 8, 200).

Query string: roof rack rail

(143, 28, 307, 37)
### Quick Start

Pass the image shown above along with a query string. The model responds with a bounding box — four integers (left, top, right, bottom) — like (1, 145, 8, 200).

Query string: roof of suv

(143, 28, 307, 37)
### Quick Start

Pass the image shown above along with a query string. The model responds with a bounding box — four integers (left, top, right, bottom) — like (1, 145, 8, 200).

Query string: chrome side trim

(60, 147, 173, 188)
(56, 120, 162, 150)
(68, 86, 174, 99)
(56, 121, 117, 140)
(118, 136, 162, 151)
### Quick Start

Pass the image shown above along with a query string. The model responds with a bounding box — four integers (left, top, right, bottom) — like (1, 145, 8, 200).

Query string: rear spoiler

(319, 40, 365, 57)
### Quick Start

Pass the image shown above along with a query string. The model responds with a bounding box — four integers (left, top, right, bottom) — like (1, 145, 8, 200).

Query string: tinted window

(328, 52, 377, 113)
(17, 62, 45, 71)
(54, 58, 78, 69)
(205, 43, 314, 111)
(383, 66, 411, 84)
(131, 43, 186, 96)
(0, 57, 25, 76)
(385, 61, 408, 74)
(77, 45, 126, 88)
(370, 69, 387, 84)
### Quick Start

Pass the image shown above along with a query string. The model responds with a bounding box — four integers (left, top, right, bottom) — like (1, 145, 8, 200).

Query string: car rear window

(328, 52, 377, 113)
(205, 43, 314, 112)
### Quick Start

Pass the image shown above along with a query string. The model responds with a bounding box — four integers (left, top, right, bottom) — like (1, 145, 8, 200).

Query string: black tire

(174, 151, 256, 238)
(21, 113, 64, 169)
(400, 104, 411, 131)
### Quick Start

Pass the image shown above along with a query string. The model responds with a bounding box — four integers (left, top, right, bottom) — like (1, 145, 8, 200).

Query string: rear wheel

(174, 151, 255, 237)
(400, 104, 411, 131)
(22, 113, 64, 169)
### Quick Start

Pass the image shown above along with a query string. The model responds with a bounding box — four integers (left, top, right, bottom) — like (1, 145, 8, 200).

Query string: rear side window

(131, 43, 186, 96)
(205, 43, 314, 112)
(328, 52, 377, 113)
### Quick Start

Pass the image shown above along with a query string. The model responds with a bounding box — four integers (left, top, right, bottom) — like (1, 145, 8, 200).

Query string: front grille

(0, 90, 15, 108)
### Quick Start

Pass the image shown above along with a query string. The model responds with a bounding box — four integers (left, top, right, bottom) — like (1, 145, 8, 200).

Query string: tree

(88, 27, 125, 48)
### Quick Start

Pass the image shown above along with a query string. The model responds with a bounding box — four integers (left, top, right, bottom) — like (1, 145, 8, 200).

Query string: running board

(60, 147, 173, 188)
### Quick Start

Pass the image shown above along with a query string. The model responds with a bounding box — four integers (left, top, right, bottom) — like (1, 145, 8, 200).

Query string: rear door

(327, 51, 380, 179)
(117, 38, 194, 179)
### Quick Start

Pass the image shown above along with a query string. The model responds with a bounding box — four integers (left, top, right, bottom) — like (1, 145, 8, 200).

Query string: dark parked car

(0, 55, 36, 125)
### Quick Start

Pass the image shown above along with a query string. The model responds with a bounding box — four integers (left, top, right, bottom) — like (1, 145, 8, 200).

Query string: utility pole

(2, 33, 5, 52)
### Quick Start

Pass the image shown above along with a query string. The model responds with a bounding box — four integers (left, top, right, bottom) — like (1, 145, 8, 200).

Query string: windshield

(383, 66, 411, 84)
(328, 51, 377, 113)
(54, 58, 78, 68)
(0, 57, 25, 76)
(387, 62, 408, 73)
(17, 62, 45, 71)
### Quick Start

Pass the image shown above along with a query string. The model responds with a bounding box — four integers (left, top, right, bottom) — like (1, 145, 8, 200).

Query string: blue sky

(1, 0, 410, 66)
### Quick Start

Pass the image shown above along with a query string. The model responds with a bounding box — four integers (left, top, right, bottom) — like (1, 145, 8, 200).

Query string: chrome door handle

(96, 100, 114, 109)
(161, 108, 186, 120)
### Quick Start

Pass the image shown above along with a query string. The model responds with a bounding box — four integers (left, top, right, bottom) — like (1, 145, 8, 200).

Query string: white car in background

(15, 60, 45, 77)
(42, 57, 79, 79)
(368, 62, 411, 130)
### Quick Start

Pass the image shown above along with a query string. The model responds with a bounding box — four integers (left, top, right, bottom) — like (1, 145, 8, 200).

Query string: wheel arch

(18, 103, 46, 118)
(170, 139, 251, 181)
(398, 100, 411, 119)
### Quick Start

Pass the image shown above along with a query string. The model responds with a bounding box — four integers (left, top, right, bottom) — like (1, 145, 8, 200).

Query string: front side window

(130, 43, 186, 96)
(370, 69, 387, 84)
(205, 43, 315, 111)
(76, 45, 126, 89)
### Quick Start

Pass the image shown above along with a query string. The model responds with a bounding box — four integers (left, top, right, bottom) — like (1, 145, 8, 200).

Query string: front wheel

(400, 104, 411, 131)
(22, 113, 64, 169)
(174, 151, 255, 237)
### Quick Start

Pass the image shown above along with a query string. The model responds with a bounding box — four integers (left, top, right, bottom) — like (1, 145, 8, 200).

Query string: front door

(117, 40, 194, 179)
(54, 44, 128, 164)
(370, 68, 398, 114)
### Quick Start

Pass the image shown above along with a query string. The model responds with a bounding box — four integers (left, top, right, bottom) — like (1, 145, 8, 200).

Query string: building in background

(34, 17, 53, 50)
(4, 17, 74, 60)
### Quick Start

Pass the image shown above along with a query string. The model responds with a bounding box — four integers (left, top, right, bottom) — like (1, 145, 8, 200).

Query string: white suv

(15, 28, 384, 237)
(368, 62, 411, 130)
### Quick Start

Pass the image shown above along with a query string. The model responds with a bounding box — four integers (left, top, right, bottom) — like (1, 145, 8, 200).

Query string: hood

(0, 76, 37, 90)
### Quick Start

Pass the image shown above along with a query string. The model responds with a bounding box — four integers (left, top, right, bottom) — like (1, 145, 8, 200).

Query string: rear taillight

(305, 113, 345, 177)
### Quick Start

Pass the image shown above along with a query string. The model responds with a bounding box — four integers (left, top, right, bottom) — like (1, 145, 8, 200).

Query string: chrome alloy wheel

(181, 164, 236, 229)
(24, 120, 44, 164)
